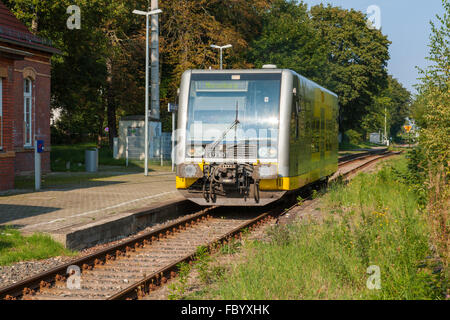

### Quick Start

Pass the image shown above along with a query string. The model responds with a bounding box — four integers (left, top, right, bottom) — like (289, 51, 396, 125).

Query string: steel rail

(338, 151, 402, 179)
(108, 210, 275, 300)
(0, 207, 216, 300)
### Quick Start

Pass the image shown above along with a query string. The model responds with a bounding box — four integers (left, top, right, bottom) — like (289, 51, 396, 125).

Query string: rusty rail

(0, 207, 216, 300)
(108, 210, 275, 300)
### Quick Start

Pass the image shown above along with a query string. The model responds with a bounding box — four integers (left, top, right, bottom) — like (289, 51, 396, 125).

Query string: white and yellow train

(175, 67, 339, 206)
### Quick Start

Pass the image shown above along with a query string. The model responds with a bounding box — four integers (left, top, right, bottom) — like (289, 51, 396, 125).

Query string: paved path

(0, 172, 181, 234)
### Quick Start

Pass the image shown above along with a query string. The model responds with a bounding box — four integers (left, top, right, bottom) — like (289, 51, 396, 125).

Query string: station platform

(0, 171, 196, 250)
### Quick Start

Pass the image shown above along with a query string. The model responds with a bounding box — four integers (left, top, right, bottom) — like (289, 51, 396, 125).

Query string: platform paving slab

(0, 171, 193, 249)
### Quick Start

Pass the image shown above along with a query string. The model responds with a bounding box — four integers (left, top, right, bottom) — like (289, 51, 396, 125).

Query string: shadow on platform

(0, 204, 61, 224)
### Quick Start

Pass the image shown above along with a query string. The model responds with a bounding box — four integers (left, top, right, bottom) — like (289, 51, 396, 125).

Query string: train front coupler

(202, 163, 257, 203)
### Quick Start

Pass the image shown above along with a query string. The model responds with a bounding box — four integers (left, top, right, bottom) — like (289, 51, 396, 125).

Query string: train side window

(290, 101, 298, 140)
(298, 98, 306, 138)
(295, 100, 299, 139)
(290, 93, 300, 140)
(305, 101, 311, 139)
(326, 120, 332, 151)
(317, 119, 321, 153)
(311, 118, 320, 153)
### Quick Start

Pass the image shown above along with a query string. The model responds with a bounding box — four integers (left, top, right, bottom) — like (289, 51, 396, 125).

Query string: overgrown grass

(192, 157, 445, 300)
(0, 227, 77, 266)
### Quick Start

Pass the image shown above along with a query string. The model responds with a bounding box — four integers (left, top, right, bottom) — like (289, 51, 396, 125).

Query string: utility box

(85, 148, 98, 172)
(117, 115, 162, 160)
(369, 133, 382, 144)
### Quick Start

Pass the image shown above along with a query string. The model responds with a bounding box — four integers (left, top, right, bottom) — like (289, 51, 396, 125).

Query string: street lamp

(133, 8, 162, 176)
(210, 44, 232, 69)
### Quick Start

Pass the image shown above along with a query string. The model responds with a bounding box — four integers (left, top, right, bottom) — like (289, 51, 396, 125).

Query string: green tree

(310, 4, 391, 133)
(157, 0, 270, 131)
(247, 0, 329, 82)
(387, 76, 411, 137)
(4, 0, 148, 145)
(361, 76, 411, 139)
(414, 0, 449, 272)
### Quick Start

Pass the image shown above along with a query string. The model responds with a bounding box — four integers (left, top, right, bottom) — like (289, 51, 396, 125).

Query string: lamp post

(133, 7, 162, 176)
(210, 44, 232, 69)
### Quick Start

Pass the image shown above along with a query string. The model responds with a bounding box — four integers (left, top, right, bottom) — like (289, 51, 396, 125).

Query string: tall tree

(247, 0, 329, 82)
(4, 0, 148, 145)
(361, 76, 411, 138)
(310, 4, 391, 133)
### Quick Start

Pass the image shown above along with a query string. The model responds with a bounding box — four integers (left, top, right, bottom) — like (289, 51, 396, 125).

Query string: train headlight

(187, 145, 205, 157)
(184, 164, 197, 177)
(254, 164, 278, 179)
(258, 147, 277, 158)
(177, 163, 203, 178)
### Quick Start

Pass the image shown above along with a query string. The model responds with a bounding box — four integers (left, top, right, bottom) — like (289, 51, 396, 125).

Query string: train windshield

(186, 73, 281, 159)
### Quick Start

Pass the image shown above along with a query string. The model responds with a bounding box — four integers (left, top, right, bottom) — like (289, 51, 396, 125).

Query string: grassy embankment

(184, 156, 446, 300)
(0, 227, 76, 266)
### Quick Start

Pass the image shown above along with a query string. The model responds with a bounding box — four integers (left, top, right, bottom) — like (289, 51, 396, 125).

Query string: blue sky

(302, 0, 446, 94)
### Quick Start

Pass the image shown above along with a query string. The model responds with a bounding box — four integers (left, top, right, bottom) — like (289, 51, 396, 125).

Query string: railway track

(0, 149, 401, 300)
(333, 150, 401, 181)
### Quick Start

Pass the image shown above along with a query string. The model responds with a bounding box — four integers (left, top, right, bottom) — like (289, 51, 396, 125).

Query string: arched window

(24, 78, 33, 146)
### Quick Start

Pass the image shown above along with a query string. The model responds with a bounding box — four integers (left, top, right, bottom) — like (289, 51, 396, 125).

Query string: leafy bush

(345, 129, 363, 145)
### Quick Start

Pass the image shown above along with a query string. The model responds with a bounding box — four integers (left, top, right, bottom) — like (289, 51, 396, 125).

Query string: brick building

(0, 1, 58, 190)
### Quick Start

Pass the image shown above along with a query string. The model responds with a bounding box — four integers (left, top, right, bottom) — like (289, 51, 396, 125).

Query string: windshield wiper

(207, 100, 240, 151)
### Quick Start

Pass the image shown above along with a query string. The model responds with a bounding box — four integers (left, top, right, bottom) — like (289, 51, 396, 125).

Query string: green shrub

(345, 129, 363, 145)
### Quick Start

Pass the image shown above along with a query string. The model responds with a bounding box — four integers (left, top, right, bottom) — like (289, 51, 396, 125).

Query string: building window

(0, 77, 3, 150)
(24, 78, 32, 146)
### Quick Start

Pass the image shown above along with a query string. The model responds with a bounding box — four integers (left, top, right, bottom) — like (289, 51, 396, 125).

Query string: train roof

(188, 69, 338, 98)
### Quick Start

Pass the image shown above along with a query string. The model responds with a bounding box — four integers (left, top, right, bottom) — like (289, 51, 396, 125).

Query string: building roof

(0, 0, 59, 54)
